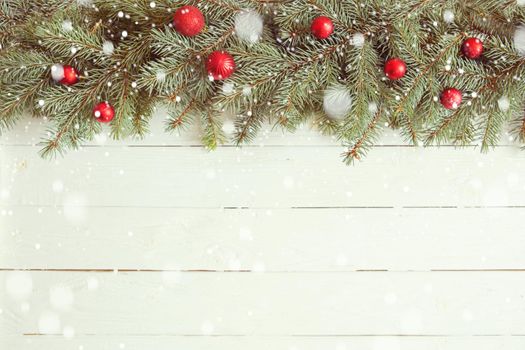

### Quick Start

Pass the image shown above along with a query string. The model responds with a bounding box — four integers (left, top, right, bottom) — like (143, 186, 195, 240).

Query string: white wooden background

(1, 112, 525, 350)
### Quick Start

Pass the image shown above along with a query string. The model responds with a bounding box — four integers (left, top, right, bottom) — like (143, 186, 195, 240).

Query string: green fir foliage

(1, 0, 525, 162)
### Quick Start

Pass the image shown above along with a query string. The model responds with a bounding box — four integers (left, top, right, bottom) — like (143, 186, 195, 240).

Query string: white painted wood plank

(3, 335, 525, 350)
(1, 146, 524, 207)
(1, 271, 523, 335)
(1, 207, 524, 271)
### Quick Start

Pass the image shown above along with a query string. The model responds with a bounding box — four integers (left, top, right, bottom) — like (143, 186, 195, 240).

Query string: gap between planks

(1, 143, 519, 148)
(19, 333, 525, 337)
(1, 269, 524, 273)
(3, 205, 525, 209)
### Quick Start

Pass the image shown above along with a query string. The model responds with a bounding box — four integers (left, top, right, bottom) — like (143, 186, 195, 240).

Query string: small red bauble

(440, 88, 462, 110)
(93, 102, 115, 123)
(173, 5, 205, 37)
(461, 37, 483, 59)
(384, 58, 407, 80)
(206, 51, 235, 80)
(311, 16, 334, 40)
(60, 65, 79, 85)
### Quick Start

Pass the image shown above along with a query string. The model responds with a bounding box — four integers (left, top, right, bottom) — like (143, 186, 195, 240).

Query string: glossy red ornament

(440, 88, 462, 110)
(461, 37, 483, 59)
(60, 65, 79, 85)
(384, 58, 407, 80)
(93, 102, 115, 123)
(311, 16, 334, 39)
(173, 5, 205, 37)
(206, 51, 235, 80)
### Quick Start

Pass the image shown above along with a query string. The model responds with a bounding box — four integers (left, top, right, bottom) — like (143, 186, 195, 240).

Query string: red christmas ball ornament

(440, 88, 462, 110)
(93, 101, 115, 123)
(384, 58, 407, 80)
(173, 5, 205, 37)
(461, 37, 483, 59)
(311, 16, 334, 40)
(206, 51, 235, 80)
(60, 65, 79, 85)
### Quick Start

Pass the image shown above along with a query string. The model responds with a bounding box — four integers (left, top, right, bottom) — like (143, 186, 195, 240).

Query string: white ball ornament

(323, 84, 352, 120)
(235, 10, 264, 44)
(51, 64, 65, 82)
(514, 25, 525, 55)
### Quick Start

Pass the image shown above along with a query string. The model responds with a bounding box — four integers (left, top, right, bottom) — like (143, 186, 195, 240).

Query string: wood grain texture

(1, 271, 524, 336)
(1, 207, 524, 270)
(1, 116, 525, 349)
(1, 146, 525, 208)
(3, 335, 525, 350)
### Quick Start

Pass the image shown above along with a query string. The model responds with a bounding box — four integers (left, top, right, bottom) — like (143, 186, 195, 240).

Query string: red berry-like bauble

(384, 58, 407, 80)
(60, 65, 79, 85)
(173, 5, 205, 37)
(461, 37, 483, 59)
(440, 88, 462, 110)
(93, 102, 115, 123)
(206, 51, 235, 80)
(311, 16, 334, 40)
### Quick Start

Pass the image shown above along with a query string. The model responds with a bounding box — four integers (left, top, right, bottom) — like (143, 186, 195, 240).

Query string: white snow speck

(443, 9, 454, 23)
(62, 20, 73, 32)
(50, 285, 74, 310)
(351, 33, 365, 47)
(52, 180, 64, 193)
(102, 41, 114, 55)
(222, 82, 234, 94)
(38, 312, 61, 334)
(5, 271, 33, 300)
(87, 277, 99, 290)
(498, 96, 510, 112)
(63, 326, 75, 338)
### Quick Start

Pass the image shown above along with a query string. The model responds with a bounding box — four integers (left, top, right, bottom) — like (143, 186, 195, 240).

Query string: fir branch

(2, 0, 525, 162)
(390, 33, 465, 144)
(343, 107, 384, 164)
(202, 106, 226, 149)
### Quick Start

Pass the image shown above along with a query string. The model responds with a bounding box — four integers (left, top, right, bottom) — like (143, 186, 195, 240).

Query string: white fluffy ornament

(443, 9, 454, 23)
(514, 25, 525, 55)
(235, 10, 263, 43)
(51, 64, 65, 82)
(518, 0, 525, 6)
(102, 40, 114, 55)
(323, 84, 352, 120)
